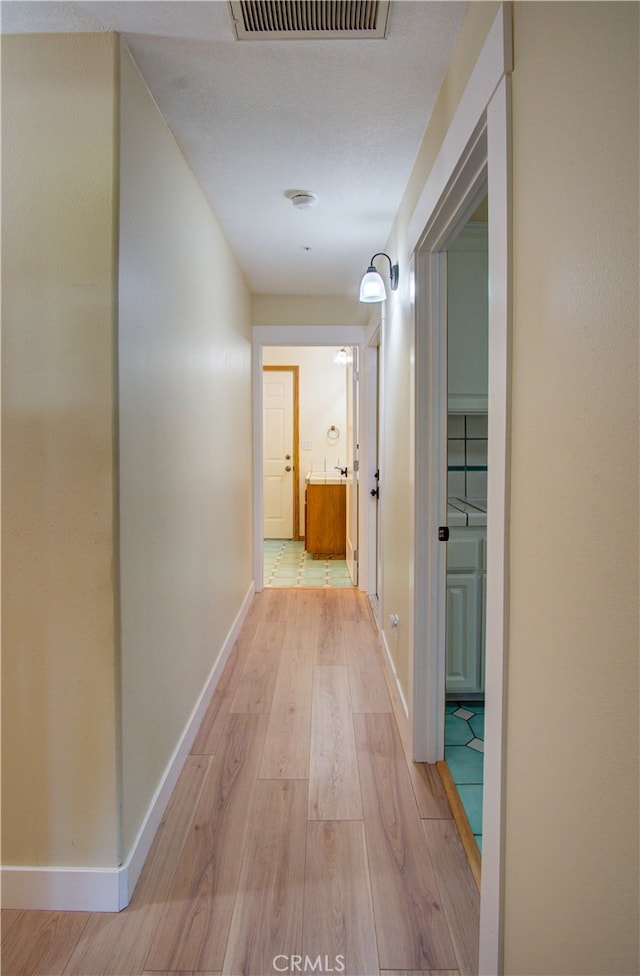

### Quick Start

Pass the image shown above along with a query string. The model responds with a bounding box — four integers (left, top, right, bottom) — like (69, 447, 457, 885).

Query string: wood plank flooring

(2, 588, 479, 976)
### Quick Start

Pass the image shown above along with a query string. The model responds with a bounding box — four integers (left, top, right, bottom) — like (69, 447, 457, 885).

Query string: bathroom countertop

(448, 497, 487, 527)
(306, 472, 346, 485)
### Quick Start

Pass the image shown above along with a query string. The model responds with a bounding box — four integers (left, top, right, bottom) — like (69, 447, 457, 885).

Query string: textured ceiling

(2, 0, 467, 296)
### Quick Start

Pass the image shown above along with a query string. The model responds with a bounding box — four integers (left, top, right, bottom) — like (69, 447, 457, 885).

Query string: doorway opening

(443, 199, 488, 869)
(256, 336, 366, 591)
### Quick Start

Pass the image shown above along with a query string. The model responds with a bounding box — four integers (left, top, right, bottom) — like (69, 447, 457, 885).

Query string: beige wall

(1, 33, 254, 878)
(253, 293, 367, 327)
(2, 34, 120, 867)
(118, 45, 254, 856)
(504, 4, 639, 973)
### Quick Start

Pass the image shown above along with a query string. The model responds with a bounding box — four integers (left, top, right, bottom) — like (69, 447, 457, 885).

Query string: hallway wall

(2, 33, 121, 869)
(504, 4, 638, 972)
(2, 33, 254, 895)
(118, 44, 254, 859)
(252, 294, 367, 328)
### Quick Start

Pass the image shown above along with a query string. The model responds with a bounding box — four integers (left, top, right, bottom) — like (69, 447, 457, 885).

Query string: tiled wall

(309, 456, 347, 474)
(448, 413, 488, 501)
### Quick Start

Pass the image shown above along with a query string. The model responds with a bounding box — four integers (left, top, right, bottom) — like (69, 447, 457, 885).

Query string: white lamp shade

(359, 268, 386, 303)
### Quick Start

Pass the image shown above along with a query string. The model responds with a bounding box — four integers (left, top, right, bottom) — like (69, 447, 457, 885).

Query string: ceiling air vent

(229, 1, 390, 40)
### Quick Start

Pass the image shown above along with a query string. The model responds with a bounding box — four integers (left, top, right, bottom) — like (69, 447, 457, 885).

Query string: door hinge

(353, 459, 359, 472)
(353, 549, 358, 562)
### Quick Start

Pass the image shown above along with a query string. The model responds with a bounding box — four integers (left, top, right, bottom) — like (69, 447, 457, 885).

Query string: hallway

(2, 588, 479, 976)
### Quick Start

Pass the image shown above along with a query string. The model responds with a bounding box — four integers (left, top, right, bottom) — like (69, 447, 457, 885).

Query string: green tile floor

(264, 539, 353, 588)
(445, 701, 484, 852)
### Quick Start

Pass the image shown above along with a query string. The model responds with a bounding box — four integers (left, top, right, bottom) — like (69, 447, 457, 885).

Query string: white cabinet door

(446, 573, 483, 694)
(446, 529, 485, 694)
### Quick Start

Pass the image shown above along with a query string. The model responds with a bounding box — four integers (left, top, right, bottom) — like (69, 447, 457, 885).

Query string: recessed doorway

(263, 346, 349, 566)
(253, 326, 374, 591)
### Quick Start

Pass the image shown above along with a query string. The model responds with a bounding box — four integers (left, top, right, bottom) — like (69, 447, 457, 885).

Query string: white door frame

(252, 325, 368, 593)
(407, 6, 512, 974)
(412, 119, 489, 761)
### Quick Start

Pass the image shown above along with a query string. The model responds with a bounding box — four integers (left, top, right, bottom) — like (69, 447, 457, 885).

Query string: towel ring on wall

(327, 425, 340, 441)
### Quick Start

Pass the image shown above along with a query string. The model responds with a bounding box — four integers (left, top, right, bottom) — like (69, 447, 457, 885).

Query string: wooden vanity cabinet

(304, 483, 346, 557)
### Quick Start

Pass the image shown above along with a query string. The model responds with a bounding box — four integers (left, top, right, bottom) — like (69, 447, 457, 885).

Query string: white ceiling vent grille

(229, 1, 390, 40)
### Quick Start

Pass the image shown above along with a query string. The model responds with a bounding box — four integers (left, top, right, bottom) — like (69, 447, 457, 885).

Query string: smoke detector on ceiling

(288, 191, 318, 211)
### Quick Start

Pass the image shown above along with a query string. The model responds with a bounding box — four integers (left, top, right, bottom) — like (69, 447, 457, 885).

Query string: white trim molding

(1, 580, 255, 913)
(122, 579, 254, 905)
(379, 628, 410, 754)
(0, 865, 126, 914)
(479, 71, 512, 976)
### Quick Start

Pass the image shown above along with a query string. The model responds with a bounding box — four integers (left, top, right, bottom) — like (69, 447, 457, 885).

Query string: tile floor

(445, 700, 484, 851)
(264, 539, 353, 588)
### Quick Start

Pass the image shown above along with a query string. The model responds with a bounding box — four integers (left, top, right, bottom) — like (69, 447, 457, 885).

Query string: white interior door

(263, 368, 294, 539)
(345, 347, 359, 584)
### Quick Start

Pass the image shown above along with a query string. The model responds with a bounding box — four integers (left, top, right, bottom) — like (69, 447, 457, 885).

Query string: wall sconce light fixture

(359, 252, 399, 303)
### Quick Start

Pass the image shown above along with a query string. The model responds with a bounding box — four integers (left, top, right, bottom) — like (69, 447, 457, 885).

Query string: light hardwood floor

(2, 588, 479, 976)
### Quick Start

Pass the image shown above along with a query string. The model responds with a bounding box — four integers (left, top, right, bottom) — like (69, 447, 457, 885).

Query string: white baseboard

(0, 865, 126, 913)
(122, 578, 255, 905)
(379, 627, 410, 753)
(1, 580, 255, 913)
